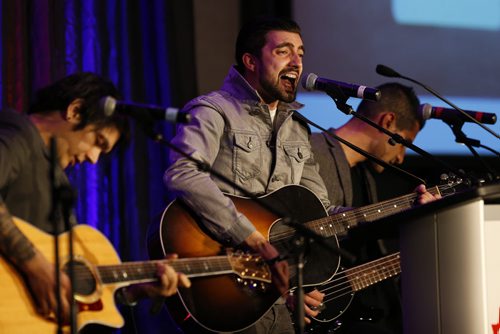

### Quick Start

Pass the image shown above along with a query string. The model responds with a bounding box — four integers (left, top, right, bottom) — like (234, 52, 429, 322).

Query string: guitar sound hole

(63, 260, 97, 296)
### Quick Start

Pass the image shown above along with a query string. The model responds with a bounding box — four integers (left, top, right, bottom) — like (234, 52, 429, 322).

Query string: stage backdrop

(0, 1, 196, 333)
(293, 0, 500, 156)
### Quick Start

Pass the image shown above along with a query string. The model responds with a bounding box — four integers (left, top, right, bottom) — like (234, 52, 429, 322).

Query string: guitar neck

(306, 185, 443, 237)
(344, 252, 401, 292)
(96, 256, 234, 285)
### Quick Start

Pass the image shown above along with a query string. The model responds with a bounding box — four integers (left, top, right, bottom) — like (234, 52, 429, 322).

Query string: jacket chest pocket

(233, 133, 262, 180)
(283, 144, 310, 183)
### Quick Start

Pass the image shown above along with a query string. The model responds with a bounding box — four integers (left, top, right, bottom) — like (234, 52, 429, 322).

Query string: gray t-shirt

(0, 109, 70, 233)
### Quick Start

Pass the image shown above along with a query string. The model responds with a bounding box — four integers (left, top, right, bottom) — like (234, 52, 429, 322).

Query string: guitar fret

(99, 262, 158, 284)
(306, 187, 441, 238)
(97, 256, 236, 284)
(304, 184, 458, 252)
(346, 253, 401, 291)
(171, 258, 232, 275)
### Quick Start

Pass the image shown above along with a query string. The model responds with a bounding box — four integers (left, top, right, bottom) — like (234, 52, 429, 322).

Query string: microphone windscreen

(376, 64, 401, 78)
(419, 103, 432, 120)
(301, 73, 318, 91)
(99, 96, 117, 117)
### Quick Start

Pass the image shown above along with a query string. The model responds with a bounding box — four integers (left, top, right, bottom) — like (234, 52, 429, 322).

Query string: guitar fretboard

(344, 253, 401, 291)
(96, 256, 234, 285)
(317, 252, 402, 309)
(305, 185, 445, 238)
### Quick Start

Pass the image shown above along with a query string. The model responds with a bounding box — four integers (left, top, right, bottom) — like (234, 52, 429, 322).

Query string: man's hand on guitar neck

(123, 254, 191, 303)
(20, 248, 71, 323)
(244, 231, 289, 295)
(414, 184, 442, 205)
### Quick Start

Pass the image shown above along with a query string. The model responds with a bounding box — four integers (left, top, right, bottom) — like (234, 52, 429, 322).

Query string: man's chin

(281, 91, 297, 103)
(371, 162, 385, 174)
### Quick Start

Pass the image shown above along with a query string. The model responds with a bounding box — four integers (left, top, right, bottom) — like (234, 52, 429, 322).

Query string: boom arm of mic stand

(352, 109, 471, 181)
(322, 88, 472, 185)
(293, 111, 427, 186)
(397, 74, 499, 139)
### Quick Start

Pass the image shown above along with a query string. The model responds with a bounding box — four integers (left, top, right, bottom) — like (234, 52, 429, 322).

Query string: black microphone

(99, 96, 191, 124)
(376, 63, 499, 140)
(420, 103, 497, 125)
(375, 64, 401, 78)
(302, 73, 381, 101)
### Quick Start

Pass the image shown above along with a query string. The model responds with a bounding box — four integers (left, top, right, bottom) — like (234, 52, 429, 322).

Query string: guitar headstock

(226, 249, 272, 283)
(437, 173, 465, 197)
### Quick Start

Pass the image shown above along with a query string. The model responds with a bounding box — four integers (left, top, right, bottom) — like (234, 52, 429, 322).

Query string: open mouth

(280, 72, 298, 91)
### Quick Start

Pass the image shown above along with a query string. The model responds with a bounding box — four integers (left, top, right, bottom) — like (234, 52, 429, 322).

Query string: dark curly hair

(29, 72, 128, 136)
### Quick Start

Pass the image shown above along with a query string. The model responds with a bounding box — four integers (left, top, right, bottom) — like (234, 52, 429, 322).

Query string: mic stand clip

(446, 119, 497, 182)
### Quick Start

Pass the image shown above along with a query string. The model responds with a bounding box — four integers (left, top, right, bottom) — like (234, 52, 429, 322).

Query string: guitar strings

(268, 185, 450, 244)
(60, 256, 247, 282)
(60, 184, 454, 288)
(318, 255, 401, 305)
(320, 254, 400, 292)
(98, 257, 236, 280)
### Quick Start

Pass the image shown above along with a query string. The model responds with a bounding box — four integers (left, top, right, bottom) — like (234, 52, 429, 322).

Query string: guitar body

(312, 268, 354, 323)
(148, 184, 340, 332)
(0, 218, 125, 333)
(150, 199, 282, 333)
(311, 252, 402, 329)
(148, 181, 460, 332)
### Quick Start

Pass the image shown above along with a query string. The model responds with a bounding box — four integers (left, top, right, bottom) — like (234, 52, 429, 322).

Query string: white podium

(399, 183, 500, 334)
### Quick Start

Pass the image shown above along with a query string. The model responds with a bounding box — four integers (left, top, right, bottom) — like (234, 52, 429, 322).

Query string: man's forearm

(0, 202, 36, 265)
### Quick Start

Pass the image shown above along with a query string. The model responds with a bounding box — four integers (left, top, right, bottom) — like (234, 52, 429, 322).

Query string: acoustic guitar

(0, 217, 272, 333)
(148, 182, 459, 332)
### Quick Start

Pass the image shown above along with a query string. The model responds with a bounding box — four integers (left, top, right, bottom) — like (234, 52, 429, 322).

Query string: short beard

(260, 77, 297, 104)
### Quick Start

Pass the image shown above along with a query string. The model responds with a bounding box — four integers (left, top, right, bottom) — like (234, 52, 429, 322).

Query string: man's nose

(395, 147, 406, 165)
(290, 52, 302, 67)
(86, 147, 102, 164)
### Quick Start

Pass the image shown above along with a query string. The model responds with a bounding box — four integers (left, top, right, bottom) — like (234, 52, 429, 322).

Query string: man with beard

(164, 17, 436, 334)
(164, 17, 327, 333)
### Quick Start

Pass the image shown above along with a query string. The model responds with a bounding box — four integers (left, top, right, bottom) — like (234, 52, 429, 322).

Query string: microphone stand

(138, 121, 355, 334)
(376, 64, 499, 140)
(319, 88, 472, 185)
(446, 119, 498, 182)
(376, 64, 499, 184)
(293, 111, 427, 186)
(49, 137, 77, 334)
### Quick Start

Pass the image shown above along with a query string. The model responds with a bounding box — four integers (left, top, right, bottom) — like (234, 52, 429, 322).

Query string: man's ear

(65, 99, 84, 125)
(378, 112, 396, 130)
(242, 53, 257, 72)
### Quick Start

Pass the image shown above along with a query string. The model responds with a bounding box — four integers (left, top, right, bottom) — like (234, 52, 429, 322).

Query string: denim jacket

(165, 67, 336, 245)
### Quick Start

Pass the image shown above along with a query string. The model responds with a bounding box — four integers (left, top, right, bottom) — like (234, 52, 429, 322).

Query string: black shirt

(0, 109, 69, 233)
